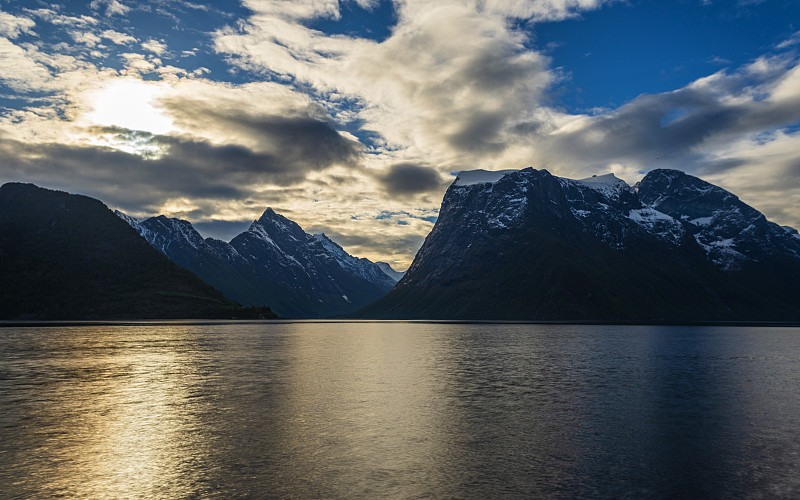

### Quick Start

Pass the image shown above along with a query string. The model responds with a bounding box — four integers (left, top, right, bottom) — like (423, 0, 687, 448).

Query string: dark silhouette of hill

(0, 182, 276, 320)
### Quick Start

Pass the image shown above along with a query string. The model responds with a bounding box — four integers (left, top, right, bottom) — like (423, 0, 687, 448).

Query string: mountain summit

(357, 168, 800, 321)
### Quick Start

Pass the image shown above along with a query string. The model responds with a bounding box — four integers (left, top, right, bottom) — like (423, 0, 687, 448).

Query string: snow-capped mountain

(312, 233, 399, 290)
(375, 261, 406, 282)
(118, 208, 401, 318)
(637, 169, 800, 270)
(357, 168, 800, 321)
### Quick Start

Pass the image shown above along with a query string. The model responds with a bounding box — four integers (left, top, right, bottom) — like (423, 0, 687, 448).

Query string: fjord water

(2, 323, 800, 498)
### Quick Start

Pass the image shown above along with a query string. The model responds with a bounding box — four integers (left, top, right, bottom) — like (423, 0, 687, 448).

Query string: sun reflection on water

(2, 326, 216, 498)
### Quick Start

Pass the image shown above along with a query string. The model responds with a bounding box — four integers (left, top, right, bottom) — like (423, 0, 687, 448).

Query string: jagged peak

(150, 214, 193, 226)
(313, 232, 334, 243)
(257, 207, 280, 221)
(250, 207, 304, 235)
(144, 215, 205, 249)
(641, 169, 726, 194)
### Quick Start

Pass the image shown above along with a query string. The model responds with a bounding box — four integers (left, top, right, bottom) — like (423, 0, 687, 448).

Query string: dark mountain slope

(0, 183, 270, 320)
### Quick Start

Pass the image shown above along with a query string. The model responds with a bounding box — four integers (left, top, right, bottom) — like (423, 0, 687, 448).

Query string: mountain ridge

(118, 207, 401, 318)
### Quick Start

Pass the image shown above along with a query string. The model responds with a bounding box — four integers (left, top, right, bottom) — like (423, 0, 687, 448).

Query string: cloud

(141, 39, 168, 56)
(527, 56, 800, 179)
(480, 0, 613, 21)
(101, 29, 137, 45)
(119, 52, 157, 73)
(214, 0, 554, 178)
(27, 8, 99, 28)
(157, 82, 363, 167)
(0, 121, 357, 209)
(378, 163, 445, 196)
(89, 0, 131, 17)
(0, 38, 55, 92)
(69, 30, 102, 47)
(0, 11, 35, 38)
(240, 0, 341, 21)
(777, 30, 800, 50)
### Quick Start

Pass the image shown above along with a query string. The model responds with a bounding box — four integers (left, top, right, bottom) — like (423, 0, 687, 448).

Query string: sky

(1, 0, 799, 270)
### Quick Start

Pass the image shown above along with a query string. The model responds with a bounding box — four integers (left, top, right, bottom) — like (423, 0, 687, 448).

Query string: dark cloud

(457, 45, 546, 93)
(213, 112, 362, 169)
(0, 116, 361, 212)
(161, 95, 362, 169)
(378, 163, 445, 196)
(447, 110, 508, 152)
(695, 157, 751, 176)
(535, 63, 800, 173)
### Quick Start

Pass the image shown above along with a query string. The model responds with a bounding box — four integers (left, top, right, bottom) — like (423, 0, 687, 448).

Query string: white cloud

(0, 37, 55, 92)
(241, 0, 341, 21)
(215, 1, 555, 176)
(480, 0, 612, 21)
(69, 30, 102, 47)
(141, 39, 168, 56)
(89, 0, 131, 17)
(26, 8, 98, 28)
(120, 52, 157, 73)
(0, 11, 35, 38)
(101, 29, 137, 45)
(777, 30, 800, 50)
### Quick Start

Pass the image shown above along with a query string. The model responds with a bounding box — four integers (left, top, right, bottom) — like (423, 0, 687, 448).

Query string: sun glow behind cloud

(84, 79, 175, 136)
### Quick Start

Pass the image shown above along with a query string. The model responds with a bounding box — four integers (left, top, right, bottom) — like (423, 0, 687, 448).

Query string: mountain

(0, 183, 275, 320)
(375, 261, 406, 282)
(356, 168, 800, 321)
(119, 208, 401, 318)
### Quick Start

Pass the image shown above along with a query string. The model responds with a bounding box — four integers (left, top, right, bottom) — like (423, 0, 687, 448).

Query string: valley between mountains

(2, 168, 800, 321)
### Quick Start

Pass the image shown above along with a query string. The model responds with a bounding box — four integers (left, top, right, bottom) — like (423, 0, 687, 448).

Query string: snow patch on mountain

(628, 208, 685, 245)
(116, 211, 205, 253)
(576, 173, 631, 200)
(248, 221, 281, 249)
(114, 210, 140, 228)
(694, 235, 747, 270)
(689, 216, 713, 227)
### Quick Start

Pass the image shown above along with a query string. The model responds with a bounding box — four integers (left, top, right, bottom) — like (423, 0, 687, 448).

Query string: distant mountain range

(357, 168, 800, 321)
(117, 207, 402, 318)
(5, 169, 799, 322)
(0, 183, 275, 320)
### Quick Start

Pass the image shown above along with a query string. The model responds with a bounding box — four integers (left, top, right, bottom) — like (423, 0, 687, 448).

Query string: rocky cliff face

(357, 168, 800, 321)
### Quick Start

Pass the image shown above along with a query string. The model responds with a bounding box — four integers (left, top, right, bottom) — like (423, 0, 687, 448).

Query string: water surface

(2, 322, 800, 498)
